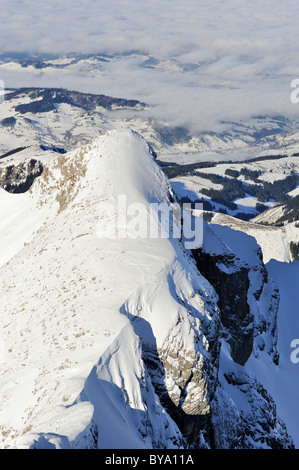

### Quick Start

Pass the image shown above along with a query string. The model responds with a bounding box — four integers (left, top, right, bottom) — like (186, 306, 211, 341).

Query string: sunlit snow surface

(0, 130, 214, 448)
(0, 130, 298, 449)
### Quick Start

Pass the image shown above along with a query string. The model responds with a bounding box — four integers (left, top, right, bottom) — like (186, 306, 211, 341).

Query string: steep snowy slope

(0, 130, 219, 448)
(247, 260, 299, 448)
(0, 146, 60, 266)
(0, 130, 294, 449)
(206, 212, 292, 263)
(204, 210, 299, 264)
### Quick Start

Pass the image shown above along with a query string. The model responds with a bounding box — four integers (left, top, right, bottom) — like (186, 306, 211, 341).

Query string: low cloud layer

(1, 0, 299, 132)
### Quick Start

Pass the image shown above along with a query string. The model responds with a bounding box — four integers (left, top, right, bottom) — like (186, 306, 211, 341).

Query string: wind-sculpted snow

(0, 129, 216, 448)
(0, 130, 295, 448)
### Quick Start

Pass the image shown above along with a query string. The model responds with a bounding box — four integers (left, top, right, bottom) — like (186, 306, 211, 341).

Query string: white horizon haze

(0, 0, 299, 132)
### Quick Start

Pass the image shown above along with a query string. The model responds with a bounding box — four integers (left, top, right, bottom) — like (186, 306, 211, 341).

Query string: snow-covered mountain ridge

(0, 130, 297, 449)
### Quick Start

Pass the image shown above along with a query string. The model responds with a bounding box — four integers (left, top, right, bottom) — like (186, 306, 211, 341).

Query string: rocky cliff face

(0, 158, 43, 193)
(192, 249, 253, 366)
(188, 220, 291, 448)
(211, 365, 293, 449)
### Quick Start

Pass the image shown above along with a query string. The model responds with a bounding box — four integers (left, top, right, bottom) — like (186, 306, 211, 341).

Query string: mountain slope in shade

(247, 259, 299, 448)
(0, 130, 295, 449)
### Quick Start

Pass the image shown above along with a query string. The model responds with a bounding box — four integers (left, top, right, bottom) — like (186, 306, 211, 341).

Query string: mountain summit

(0, 130, 295, 449)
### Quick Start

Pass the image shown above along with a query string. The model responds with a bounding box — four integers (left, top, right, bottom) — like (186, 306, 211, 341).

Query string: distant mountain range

(1, 57, 299, 165)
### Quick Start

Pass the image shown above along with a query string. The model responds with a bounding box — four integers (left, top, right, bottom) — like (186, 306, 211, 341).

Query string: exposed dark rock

(0, 146, 28, 160)
(290, 241, 299, 261)
(140, 343, 213, 449)
(1, 116, 16, 127)
(40, 144, 66, 154)
(0, 159, 43, 193)
(192, 249, 253, 366)
(15, 98, 56, 114)
(212, 370, 295, 449)
(7, 87, 145, 114)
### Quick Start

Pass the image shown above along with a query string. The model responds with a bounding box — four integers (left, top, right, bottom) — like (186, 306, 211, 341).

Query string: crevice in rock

(0, 159, 44, 193)
(192, 248, 254, 366)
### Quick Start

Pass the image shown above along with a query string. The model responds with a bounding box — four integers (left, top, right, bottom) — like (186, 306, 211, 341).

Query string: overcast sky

(1, 0, 299, 131)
